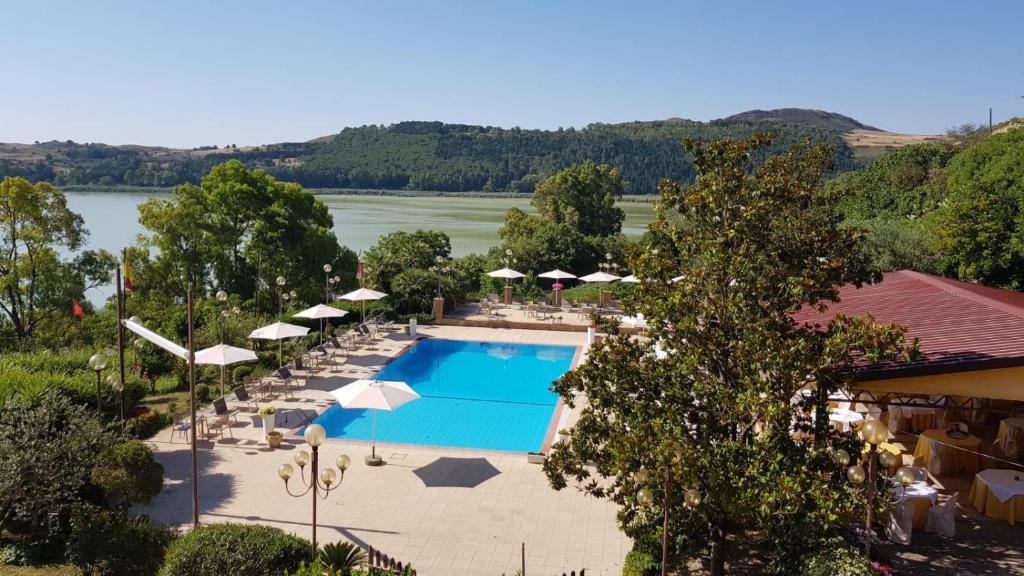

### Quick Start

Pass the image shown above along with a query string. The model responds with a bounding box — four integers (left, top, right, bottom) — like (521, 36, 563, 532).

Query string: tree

(91, 440, 164, 508)
(532, 161, 625, 236)
(543, 135, 915, 574)
(930, 129, 1024, 288)
(0, 177, 115, 342)
(362, 230, 451, 293)
(137, 160, 356, 305)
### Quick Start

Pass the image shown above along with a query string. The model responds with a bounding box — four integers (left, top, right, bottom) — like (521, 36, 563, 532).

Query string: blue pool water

(312, 339, 576, 452)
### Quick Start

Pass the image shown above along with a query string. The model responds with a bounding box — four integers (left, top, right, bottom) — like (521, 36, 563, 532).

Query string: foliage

(0, 388, 118, 537)
(362, 230, 451, 293)
(559, 281, 634, 305)
(317, 541, 366, 575)
(127, 411, 173, 440)
(389, 269, 438, 315)
(157, 523, 309, 576)
(136, 160, 357, 306)
(0, 351, 147, 415)
(194, 384, 211, 404)
(930, 129, 1024, 288)
(543, 135, 915, 575)
(90, 440, 164, 507)
(847, 218, 935, 273)
(801, 539, 872, 576)
(0, 177, 116, 344)
(532, 161, 625, 236)
(1, 115, 861, 194)
(621, 548, 658, 576)
(66, 510, 173, 576)
(258, 406, 277, 416)
(495, 209, 607, 275)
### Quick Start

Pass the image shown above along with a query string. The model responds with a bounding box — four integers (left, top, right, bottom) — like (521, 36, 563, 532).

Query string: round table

(913, 429, 982, 475)
(970, 469, 1024, 525)
(899, 481, 938, 529)
(828, 409, 864, 433)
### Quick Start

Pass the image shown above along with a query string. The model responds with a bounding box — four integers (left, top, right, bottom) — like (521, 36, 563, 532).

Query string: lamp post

(107, 374, 124, 420)
(635, 459, 701, 576)
(277, 424, 351, 558)
(87, 353, 109, 415)
(323, 264, 332, 302)
(276, 276, 287, 316)
(429, 255, 451, 298)
(845, 419, 889, 561)
(216, 290, 229, 343)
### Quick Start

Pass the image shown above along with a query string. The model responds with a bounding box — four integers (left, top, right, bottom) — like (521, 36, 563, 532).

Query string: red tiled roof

(794, 270, 1024, 380)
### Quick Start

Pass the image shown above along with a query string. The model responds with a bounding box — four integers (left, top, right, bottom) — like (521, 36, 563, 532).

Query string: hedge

(158, 523, 309, 576)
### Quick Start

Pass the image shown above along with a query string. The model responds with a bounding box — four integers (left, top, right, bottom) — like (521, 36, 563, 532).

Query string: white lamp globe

(304, 424, 326, 447)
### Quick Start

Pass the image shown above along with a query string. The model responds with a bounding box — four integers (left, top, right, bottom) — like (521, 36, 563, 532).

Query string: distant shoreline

(61, 185, 658, 203)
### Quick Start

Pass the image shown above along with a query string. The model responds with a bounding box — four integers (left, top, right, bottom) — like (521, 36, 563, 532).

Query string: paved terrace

(137, 325, 629, 576)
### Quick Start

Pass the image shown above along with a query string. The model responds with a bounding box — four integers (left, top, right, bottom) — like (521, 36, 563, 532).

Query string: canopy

(621, 275, 640, 284)
(579, 271, 621, 283)
(248, 322, 310, 340)
(487, 268, 525, 280)
(294, 304, 349, 319)
(122, 318, 189, 361)
(330, 379, 420, 410)
(621, 314, 648, 329)
(538, 269, 576, 280)
(194, 344, 258, 366)
(340, 288, 388, 302)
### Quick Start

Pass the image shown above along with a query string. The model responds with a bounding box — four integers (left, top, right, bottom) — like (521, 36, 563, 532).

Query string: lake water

(65, 191, 655, 301)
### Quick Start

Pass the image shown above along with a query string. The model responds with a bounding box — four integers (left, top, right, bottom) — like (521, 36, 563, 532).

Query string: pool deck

(136, 325, 628, 576)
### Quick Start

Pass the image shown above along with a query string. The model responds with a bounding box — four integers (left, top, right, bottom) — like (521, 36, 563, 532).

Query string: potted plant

(258, 406, 277, 434)
(265, 430, 283, 449)
(526, 451, 546, 464)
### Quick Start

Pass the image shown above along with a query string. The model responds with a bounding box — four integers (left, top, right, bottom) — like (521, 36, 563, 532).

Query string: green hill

(0, 109, 899, 194)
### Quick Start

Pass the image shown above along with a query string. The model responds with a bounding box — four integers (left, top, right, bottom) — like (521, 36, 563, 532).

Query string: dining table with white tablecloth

(970, 469, 1024, 525)
(995, 417, 1024, 459)
(899, 481, 938, 529)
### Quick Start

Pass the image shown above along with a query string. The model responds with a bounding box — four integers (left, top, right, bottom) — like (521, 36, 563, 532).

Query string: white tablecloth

(975, 469, 1024, 503)
(828, 409, 864, 432)
(900, 481, 938, 504)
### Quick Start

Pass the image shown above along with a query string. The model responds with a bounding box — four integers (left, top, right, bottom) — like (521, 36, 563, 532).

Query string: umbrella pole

(361, 301, 365, 324)
(320, 318, 324, 345)
(372, 409, 377, 459)
(220, 365, 225, 397)
(278, 340, 282, 368)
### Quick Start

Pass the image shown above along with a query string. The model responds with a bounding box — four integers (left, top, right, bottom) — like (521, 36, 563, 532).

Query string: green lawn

(0, 566, 81, 576)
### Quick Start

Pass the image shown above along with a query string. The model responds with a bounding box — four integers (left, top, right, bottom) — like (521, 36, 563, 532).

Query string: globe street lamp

(276, 276, 287, 316)
(87, 353, 109, 415)
(107, 374, 125, 421)
(429, 255, 451, 298)
(323, 264, 333, 302)
(846, 419, 889, 561)
(634, 461, 701, 576)
(277, 424, 351, 558)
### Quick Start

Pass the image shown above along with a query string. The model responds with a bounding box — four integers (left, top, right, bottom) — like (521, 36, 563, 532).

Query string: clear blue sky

(2, 0, 1021, 147)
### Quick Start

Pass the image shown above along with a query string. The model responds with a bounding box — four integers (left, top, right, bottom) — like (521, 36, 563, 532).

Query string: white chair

(926, 438, 954, 476)
(887, 500, 915, 545)
(887, 405, 906, 433)
(925, 492, 958, 537)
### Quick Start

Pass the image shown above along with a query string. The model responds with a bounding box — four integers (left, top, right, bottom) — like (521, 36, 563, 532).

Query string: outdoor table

(828, 408, 864, 433)
(995, 417, 1024, 459)
(903, 399, 940, 433)
(913, 429, 982, 475)
(899, 481, 938, 529)
(969, 469, 1024, 525)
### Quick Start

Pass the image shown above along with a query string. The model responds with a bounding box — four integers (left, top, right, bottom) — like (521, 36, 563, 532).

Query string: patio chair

(212, 397, 239, 425)
(925, 492, 958, 537)
(169, 413, 190, 442)
(260, 367, 296, 399)
(886, 500, 914, 545)
(312, 345, 333, 369)
(231, 385, 259, 411)
(205, 413, 234, 440)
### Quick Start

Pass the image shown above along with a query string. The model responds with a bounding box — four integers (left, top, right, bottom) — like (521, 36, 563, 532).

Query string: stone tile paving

(137, 325, 629, 576)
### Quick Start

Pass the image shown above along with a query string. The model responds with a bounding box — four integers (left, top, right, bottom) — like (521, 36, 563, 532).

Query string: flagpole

(187, 284, 199, 528)
(116, 249, 127, 428)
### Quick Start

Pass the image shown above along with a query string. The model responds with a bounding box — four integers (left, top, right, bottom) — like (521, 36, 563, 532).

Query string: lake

(65, 191, 655, 301)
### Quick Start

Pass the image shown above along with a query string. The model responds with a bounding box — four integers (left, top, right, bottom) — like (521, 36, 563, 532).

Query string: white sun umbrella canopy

(579, 271, 621, 283)
(294, 304, 349, 344)
(487, 267, 526, 288)
(340, 288, 388, 323)
(194, 344, 258, 396)
(248, 322, 310, 366)
(538, 269, 577, 281)
(621, 274, 640, 284)
(330, 379, 420, 464)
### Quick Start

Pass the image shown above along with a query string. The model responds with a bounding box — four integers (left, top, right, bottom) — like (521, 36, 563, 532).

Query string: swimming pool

(312, 339, 576, 452)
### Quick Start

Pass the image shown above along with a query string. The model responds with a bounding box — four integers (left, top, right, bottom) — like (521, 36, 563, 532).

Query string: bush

(128, 411, 173, 440)
(67, 510, 174, 576)
(91, 440, 164, 507)
(158, 523, 309, 576)
(621, 548, 658, 576)
(231, 365, 253, 384)
(318, 541, 365, 575)
(194, 384, 211, 403)
(802, 541, 873, 576)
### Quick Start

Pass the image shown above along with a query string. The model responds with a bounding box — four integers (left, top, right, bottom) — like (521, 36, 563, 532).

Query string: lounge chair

(212, 397, 239, 425)
(260, 367, 297, 398)
(231, 385, 259, 411)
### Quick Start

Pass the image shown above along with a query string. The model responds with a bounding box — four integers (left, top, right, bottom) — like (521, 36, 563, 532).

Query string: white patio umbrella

(578, 271, 622, 283)
(538, 269, 576, 305)
(487, 267, 525, 286)
(621, 313, 648, 330)
(621, 274, 640, 284)
(293, 304, 349, 344)
(330, 379, 420, 464)
(194, 344, 258, 396)
(340, 288, 388, 323)
(248, 322, 310, 366)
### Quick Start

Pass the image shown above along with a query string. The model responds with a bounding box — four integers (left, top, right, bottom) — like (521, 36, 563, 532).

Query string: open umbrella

(621, 274, 640, 284)
(340, 288, 388, 323)
(248, 322, 310, 366)
(538, 269, 575, 306)
(293, 304, 349, 344)
(330, 379, 420, 465)
(578, 271, 622, 283)
(194, 344, 258, 396)
(487, 267, 525, 285)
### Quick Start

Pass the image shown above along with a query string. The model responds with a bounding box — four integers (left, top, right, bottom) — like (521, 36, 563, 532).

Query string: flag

(356, 260, 363, 281)
(72, 301, 85, 319)
(124, 256, 133, 292)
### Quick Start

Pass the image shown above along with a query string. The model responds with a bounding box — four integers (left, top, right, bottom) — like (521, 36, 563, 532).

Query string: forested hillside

(0, 109, 867, 194)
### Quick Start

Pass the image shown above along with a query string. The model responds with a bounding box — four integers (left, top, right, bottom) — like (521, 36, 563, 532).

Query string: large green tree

(544, 135, 915, 574)
(930, 129, 1024, 288)
(137, 161, 356, 305)
(532, 161, 625, 236)
(361, 230, 451, 293)
(0, 176, 115, 343)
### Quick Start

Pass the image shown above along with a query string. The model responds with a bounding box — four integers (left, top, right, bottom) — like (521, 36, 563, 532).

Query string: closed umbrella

(294, 304, 349, 344)
(194, 344, 258, 396)
(330, 379, 420, 465)
(340, 288, 388, 323)
(248, 322, 310, 366)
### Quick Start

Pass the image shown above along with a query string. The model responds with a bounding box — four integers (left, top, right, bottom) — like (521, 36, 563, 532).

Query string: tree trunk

(709, 525, 727, 576)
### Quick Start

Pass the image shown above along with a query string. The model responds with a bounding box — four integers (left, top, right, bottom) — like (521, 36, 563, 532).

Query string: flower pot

(527, 451, 546, 464)
(266, 431, 283, 449)
(261, 413, 276, 434)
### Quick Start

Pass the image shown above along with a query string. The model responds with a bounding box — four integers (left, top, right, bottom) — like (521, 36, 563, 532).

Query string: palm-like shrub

(318, 541, 366, 575)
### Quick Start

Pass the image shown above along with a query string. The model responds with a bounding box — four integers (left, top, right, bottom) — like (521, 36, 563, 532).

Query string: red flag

(124, 257, 133, 292)
(72, 300, 85, 319)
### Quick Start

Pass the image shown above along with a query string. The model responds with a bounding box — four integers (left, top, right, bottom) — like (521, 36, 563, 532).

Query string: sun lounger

(231, 385, 259, 411)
